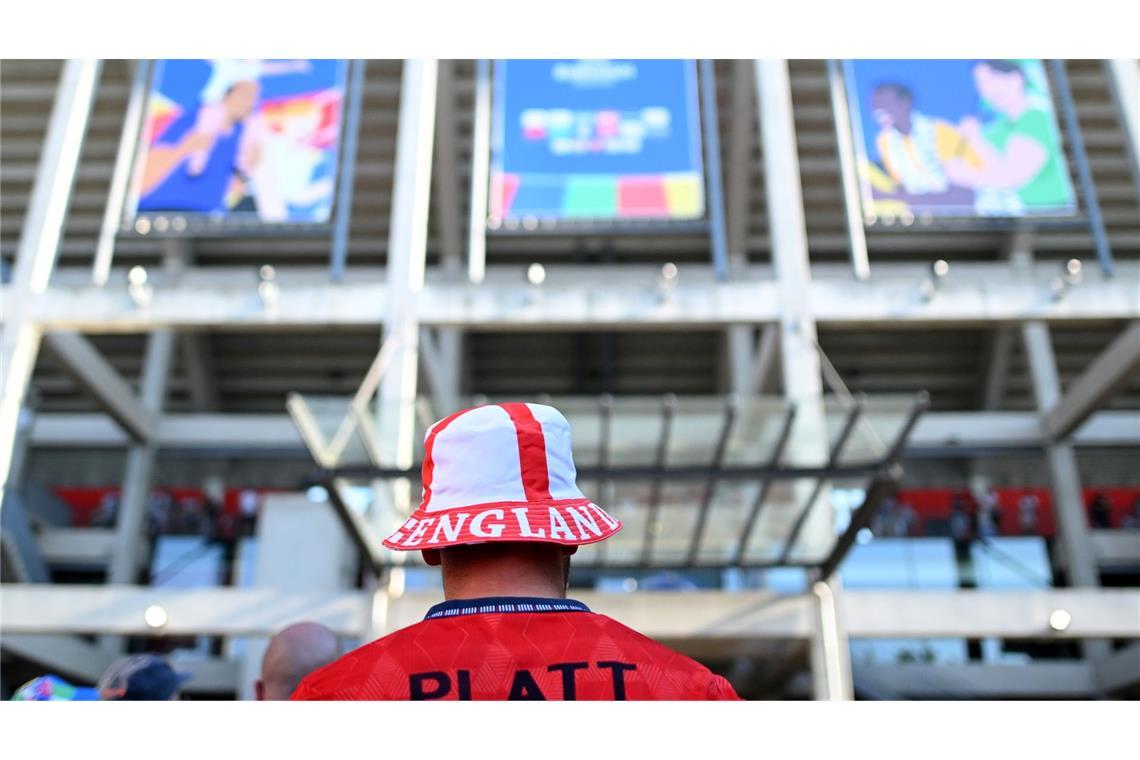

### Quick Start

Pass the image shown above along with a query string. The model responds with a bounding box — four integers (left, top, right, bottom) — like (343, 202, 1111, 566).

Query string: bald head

(257, 622, 340, 700)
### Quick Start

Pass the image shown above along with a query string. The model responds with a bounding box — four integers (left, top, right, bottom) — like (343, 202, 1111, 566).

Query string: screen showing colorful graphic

(490, 59, 705, 225)
(844, 59, 1077, 220)
(128, 59, 348, 226)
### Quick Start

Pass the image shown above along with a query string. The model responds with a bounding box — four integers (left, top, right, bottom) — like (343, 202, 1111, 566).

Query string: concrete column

(756, 59, 853, 700)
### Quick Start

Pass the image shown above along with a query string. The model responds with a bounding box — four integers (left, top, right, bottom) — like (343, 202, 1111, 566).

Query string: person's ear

(422, 549, 442, 567)
(562, 545, 579, 557)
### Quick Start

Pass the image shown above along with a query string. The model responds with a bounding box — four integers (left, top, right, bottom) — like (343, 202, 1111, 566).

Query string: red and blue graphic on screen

(490, 60, 705, 224)
(133, 60, 347, 224)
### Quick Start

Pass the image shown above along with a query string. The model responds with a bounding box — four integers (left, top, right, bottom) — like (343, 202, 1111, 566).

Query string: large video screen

(126, 59, 349, 229)
(844, 59, 1077, 221)
(489, 59, 706, 227)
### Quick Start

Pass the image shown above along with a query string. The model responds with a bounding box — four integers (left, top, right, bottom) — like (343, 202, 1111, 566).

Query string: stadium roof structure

(288, 388, 929, 578)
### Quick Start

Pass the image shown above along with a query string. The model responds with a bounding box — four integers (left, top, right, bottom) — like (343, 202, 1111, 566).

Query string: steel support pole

(810, 578, 853, 700)
(724, 60, 758, 393)
(105, 329, 175, 584)
(92, 59, 150, 287)
(329, 60, 366, 282)
(1104, 59, 1140, 203)
(827, 59, 870, 281)
(375, 60, 438, 542)
(699, 59, 730, 281)
(105, 244, 189, 590)
(757, 59, 852, 700)
(1020, 320, 1109, 665)
(467, 59, 491, 284)
(0, 59, 101, 511)
(1050, 59, 1115, 277)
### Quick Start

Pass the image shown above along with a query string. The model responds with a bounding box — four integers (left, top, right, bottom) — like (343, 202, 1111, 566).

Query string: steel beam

(373, 59, 437, 548)
(24, 408, 1140, 455)
(467, 59, 491, 284)
(1093, 642, 1140, 694)
(758, 57, 852, 700)
(417, 326, 460, 418)
(106, 328, 174, 587)
(853, 663, 1098, 699)
(982, 327, 1015, 410)
(729, 323, 780, 397)
(1105, 59, 1140, 201)
(0, 585, 370, 637)
(4, 585, 1136, 643)
(92, 60, 149, 287)
(0, 634, 113, 683)
(726, 59, 754, 263)
(827, 59, 870, 281)
(433, 60, 464, 271)
(1044, 321, 1140, 443)
(37, 527, 115, 566)
(0, 60, 101, 510)
(180, 332, 220, 412)
(14, 262, 1140, 332)
(1022, 321, 1101, 591)
(41, 331, 158, 442)
(842, 589, 1140, 639)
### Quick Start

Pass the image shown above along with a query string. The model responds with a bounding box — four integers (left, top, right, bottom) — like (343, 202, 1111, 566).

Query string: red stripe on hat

(420, 407, 478, 510)
(499, 403, 552, 501)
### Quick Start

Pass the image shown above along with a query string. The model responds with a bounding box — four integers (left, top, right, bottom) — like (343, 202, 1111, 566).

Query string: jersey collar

(424, 596, 591, 620)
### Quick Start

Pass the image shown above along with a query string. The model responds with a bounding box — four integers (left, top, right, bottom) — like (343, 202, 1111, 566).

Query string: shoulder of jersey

(291, 631, 404, 699)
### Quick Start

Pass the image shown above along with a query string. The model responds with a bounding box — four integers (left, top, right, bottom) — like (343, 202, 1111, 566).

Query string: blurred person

(1121, 498, 1140, 529)
(1018, 491, 1040, 535)
(891, 498, 918, 538)
(869, 82, 979, 205)
(91, 491, 120, 528)
(975, 485, 1001, 537)
(146, 490, 173, 538)
(944, 60, 1072, 214)
(238, 488, 261, 536)
(1088, 492, 1112, 529)
(98, 654, 188, 700)
(10, 675, 98, 701)
(137, 70, 262, 213)
(949, 493, 973, 543)
(255, 622, 341, 701)
(293, 403, 740, 700)
(871, 495, 898, 537)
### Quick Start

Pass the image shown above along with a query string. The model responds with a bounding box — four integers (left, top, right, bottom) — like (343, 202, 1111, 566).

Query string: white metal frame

(2, 58, 1138, 701)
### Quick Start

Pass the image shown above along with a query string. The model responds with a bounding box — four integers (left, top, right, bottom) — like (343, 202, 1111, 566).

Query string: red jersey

(292, 596, 740, 701)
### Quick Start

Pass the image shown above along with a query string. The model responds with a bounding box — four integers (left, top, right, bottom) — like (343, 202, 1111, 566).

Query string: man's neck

(443, 575, 567, 601)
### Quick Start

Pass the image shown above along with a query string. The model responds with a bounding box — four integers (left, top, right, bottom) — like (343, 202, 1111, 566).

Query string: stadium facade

(1, 59, 1138, 699)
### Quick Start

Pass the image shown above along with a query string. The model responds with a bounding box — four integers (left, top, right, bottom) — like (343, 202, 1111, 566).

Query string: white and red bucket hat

(382, 403, 622, 551)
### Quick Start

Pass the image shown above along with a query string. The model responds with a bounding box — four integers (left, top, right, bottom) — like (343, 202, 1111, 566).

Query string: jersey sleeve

(707, 674, 743, 701)
(289, 670, 335, 700)
(289, 679, 317, 700)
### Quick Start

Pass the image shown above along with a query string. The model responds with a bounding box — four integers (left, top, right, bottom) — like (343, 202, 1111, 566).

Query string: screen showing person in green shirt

(943, 60, 1077, 216)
